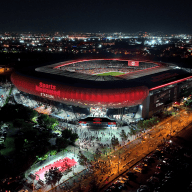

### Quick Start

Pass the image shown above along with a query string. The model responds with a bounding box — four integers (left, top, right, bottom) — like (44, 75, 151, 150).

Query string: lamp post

(148, 141, 150, 152)
(170, 112, 177, 136)
(118, 152, 120, 174)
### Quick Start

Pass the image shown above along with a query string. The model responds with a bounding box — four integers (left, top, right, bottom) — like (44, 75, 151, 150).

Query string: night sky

(0, 0, 192, 33)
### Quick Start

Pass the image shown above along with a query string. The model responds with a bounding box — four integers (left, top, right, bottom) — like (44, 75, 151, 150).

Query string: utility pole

(118, 151, 120, 174)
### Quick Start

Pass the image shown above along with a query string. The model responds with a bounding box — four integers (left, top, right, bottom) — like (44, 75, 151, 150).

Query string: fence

(25, 149, 70, 177)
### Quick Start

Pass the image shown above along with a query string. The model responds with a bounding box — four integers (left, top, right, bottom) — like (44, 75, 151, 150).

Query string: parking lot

(104, 139, 192, 192)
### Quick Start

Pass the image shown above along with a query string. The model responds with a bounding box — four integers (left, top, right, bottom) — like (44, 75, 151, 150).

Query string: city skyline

(0, 0, 192, 34)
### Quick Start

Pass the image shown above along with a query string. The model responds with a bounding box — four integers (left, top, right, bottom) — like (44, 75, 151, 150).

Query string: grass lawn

(96, 72, 125, 76)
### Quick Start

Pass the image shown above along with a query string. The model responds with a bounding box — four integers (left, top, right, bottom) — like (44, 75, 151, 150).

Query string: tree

(44, 167, 63, 189)
(38, 114, 58, 130)
(14, 137, 25, 151)
(0, 104, 38, 123)
(120, 130, 128, 141)
(0, 154, 11, 179)
(143, 119, 151, 129)
(70, 132, 79, 144)
(111, 136, 119, 147)
(150, 116, 160, 125)
(138, 117, 160, 130)
(13, 119, 26, 128)
(0, 104, 16, 122)
(129, 126, 137, 135)
(28, 109, 38, 121)
(16, 104, 38, 121)
(61, 129, 79, 144)
(21, 127, 38, 141)
(137, 120, 145, 131)
(38, 114, 49, 128)
(56, 137, 69, 150)
(62, 129, 72, 139)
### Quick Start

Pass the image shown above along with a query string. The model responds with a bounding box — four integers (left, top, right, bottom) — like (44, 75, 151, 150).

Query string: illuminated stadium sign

(35, 82, 60, 98)
(79, 121, 87, 124)
(128, 60, 139, 67)
(108, 122, 116, 125)
(93, 118, 102, 121)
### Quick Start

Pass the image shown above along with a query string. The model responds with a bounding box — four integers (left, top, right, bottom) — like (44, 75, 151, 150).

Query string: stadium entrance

(79, 117, 116, 128)
(89, 107, 107, 117)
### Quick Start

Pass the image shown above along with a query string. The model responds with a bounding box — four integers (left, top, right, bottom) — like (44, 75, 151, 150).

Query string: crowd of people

(65, 125, 130, 155)
(90, 107, 107, 117)
(57, 60, 157, 75)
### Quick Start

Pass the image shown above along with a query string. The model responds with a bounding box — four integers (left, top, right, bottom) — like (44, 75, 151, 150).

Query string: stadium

(11, 58, 192, 126)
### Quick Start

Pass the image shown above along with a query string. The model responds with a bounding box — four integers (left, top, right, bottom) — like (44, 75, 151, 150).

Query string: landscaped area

(0, 103, 78, 182)
(35, 157, 77, 181)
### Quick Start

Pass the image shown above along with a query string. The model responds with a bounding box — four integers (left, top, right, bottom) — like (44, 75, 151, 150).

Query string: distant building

(0, 65, 14, 75)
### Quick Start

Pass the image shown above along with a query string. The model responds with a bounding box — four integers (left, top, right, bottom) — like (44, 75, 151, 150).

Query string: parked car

(162, 158, 171, 164)
(137, 185, 149, 192)
(153, 186, 162, 192)
(164, 172, 173, 179)
(141, 160, 149, 167)
(160, 178, 169, 188)
(156, 164, 164, 170)
(133, 166, 143, 173)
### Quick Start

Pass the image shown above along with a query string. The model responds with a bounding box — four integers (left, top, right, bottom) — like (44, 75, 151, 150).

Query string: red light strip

(53, 58, 161, 69)
(149, 76, 192, 91)
(93, 122, 101, 124)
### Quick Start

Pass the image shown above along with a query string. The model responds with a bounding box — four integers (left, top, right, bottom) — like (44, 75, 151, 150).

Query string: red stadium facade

(11, 72, 149, 108)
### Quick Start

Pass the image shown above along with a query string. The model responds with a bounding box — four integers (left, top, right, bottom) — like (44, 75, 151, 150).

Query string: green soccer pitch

(96, 72, 125, 76)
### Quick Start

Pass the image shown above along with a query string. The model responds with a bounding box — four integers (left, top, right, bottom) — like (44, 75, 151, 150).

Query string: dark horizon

(0, 0, 192, 34)
(0, 30, 191, 35)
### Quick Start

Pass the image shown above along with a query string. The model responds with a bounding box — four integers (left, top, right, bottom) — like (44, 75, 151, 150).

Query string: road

(48, 109, 192, 192)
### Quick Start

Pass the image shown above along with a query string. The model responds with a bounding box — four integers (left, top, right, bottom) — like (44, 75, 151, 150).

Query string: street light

(118, 152, 120, 174)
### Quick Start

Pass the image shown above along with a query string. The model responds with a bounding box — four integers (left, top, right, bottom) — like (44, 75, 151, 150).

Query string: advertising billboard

(128, 60, 139, 67)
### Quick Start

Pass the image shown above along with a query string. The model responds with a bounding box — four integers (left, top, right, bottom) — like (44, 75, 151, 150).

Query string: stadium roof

(34, 60, 192, 90)
(131, 69, 192, 90)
